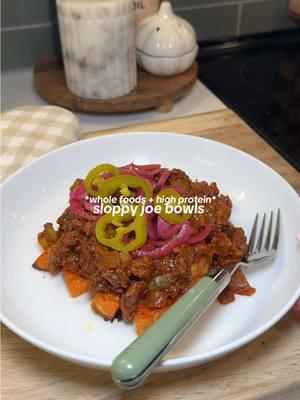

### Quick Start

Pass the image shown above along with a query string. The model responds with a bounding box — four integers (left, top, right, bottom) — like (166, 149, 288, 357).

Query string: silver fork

(111, 210, 281, 389)
(229, 209, 280, 275)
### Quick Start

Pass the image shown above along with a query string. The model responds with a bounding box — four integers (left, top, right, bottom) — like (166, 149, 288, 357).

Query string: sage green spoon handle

(111, 269, 230, 389)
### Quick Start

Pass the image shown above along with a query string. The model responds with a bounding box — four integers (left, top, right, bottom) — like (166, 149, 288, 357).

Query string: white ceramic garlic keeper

(56, 0, 137, 100)
(136, 1, 198, 76)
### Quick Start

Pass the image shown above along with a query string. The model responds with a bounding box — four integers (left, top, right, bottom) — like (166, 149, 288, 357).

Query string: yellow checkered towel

(1, 105, 80, 182)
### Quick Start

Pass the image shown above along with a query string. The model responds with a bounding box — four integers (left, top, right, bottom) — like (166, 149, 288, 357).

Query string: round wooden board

(34, 54, 198, 114)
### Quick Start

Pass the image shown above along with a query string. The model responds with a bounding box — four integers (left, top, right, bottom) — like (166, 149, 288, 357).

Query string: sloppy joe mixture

(33, 163, 255, 334)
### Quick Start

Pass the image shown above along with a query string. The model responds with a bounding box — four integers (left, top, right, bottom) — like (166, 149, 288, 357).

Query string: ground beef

(167, 168, 192, 189)
(120, 281, 147, 322)
(37, 172, 254, 321)
(48, 230, 82, 274)
(130, 257, 154, 281)
(189, 181, 219, 198)
(102, 268, 130, 290)
(212, 225, 248, 266)
(57, 207, 96, 237)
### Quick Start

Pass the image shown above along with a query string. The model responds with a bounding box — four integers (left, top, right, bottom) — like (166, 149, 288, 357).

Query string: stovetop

(197, 30, 300, 171)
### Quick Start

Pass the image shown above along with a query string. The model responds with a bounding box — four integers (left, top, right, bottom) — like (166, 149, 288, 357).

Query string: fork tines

(248, 209, 280, 255)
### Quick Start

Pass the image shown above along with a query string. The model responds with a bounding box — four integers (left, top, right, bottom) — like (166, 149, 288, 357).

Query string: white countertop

(1, 67, 226, 135)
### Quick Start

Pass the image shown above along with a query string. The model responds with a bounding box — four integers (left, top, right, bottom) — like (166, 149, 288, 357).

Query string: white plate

(1, 132, 300, 371)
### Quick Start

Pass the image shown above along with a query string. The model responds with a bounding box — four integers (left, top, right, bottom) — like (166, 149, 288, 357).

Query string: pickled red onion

(120, 165, 156, 186)
(156, 169, 171, 189)
(187, 223, 212, 244)
(69, 183, 100, 221)
(146, 213, 159, 240)
(156, 216, 171, 237)
(157, 216, 183, 240)
(120, 163, 175, 189)
(132, 164, 161, 170)
(132, 223, 193, 260)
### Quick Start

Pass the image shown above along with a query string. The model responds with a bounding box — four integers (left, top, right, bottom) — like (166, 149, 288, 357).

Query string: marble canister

(56, 0, 137, 100)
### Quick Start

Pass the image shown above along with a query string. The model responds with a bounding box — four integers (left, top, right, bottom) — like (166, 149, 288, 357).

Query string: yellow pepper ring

(99, 175, 153, 204)
(95, 212, 147, 252)
(154, 188, 192, 224)
(85, 163, 120, 197)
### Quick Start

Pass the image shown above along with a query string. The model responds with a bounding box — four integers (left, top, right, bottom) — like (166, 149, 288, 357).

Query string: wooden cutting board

(34, 54, 198, 114)
(82, 109, 300, 191)
(2, 109, 300, 400)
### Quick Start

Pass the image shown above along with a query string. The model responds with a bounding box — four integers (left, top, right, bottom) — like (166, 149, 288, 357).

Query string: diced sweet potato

(99, 251, 121, 269)
(38, 234, 49, 251)
(91, 292, 120, 321)
(191, 256, 210, 281)
(62, 269, 89, 297)
(38, 223, 58, 250)
(134, 305, 168, 335)
(32, 250, 50, 271)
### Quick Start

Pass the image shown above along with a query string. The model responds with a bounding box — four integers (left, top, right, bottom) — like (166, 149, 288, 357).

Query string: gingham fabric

(1, 106, 80, 182)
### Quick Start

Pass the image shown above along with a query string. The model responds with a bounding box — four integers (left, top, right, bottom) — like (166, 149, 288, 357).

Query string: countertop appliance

(197, 30, 300, 171)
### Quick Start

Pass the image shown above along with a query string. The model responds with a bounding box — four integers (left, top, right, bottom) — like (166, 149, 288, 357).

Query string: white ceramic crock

(136, 1, 198, 76)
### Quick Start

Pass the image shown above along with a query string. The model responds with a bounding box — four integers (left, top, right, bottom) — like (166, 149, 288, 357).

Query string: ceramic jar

(56, 0, 137, 100)
(136, 1, 198, 76)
